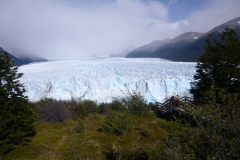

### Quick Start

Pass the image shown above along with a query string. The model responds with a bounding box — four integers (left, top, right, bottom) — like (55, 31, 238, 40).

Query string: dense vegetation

(0, 51, 36, 156)
(189, 28, 240, 159)
(2, 93, 179, 159)
(191, 28, 240, 103)
(1, 92, 238, 159)
(1, 28, 240, 159)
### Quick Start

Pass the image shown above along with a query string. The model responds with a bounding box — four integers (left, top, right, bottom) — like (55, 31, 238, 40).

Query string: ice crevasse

(19, 57, 196, 103)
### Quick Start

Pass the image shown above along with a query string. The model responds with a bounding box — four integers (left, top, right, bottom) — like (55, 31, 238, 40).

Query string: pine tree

(190, 28, 240, 102)
(0, 50, 36, 155)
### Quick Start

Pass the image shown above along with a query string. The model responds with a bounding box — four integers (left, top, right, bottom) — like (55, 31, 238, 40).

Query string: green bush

(35, 99, 70, 122)
(111, 98, 127, 113)
(75, 103, 87, 119)
(123, 90, 149, 116)
(82, 100, 99, 116)
(166, 93, 240, 159)
(74, 119, 85, 133)
(65, 98, 79, 119)
(100, 112, 134, 135)
(98, 102, 112, 116)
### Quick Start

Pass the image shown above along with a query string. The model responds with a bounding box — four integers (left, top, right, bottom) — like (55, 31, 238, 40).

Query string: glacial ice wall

(19, 57, 196, 103)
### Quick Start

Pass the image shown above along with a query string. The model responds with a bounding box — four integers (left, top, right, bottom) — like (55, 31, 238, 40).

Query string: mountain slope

(125, 16, 240, 62)
(150, 32, 203, 60)
(0, 47, 47, 65)
(175, 17, 240, 62)
(204, 17, 240, 37)
(11, 48, 47, 64)
(0, 48, 28, 65)
(125, 39, 170, 58)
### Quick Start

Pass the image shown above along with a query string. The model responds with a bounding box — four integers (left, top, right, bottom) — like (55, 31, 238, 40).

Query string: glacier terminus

(19, 57, 197, 103)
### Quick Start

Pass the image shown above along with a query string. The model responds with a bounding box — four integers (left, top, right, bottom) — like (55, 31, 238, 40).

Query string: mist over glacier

(19, 57, 196, 103)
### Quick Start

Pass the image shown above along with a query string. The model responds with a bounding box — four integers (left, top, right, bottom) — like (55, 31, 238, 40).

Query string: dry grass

(2, 113, 176, 160)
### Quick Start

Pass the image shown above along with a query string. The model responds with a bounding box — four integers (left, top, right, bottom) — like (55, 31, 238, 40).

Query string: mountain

(174, 17, 240, 62)
(4, 53, 28, 66)
(204, 17, 240, 37)
(10, 47, 47, 64)
(125, 16, 240, 62)
(125, 32, 203, 59)
(150, 32, 203, 60)
(125, 39, 170, 58)
(0, 48, 28, 65)
(0, 47, 47, 65)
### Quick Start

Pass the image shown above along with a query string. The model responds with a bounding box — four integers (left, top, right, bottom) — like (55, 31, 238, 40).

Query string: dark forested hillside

(150, 32, 203, 60)
(125, 31, 203, 60)
(174, 17, 240, 62)
(4, 52, 27, 66)
(125, 39, 170, 58)
(125, 17, 240, 62)
(9, 47, 47, 64)
(0, 47, 47, 65)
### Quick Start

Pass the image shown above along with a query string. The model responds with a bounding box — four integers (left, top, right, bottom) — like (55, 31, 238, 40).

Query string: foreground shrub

(99, 112, 134, 135)
(74, 119, 85, 133)
(192, 93, 240, 159)
(75, 103, 87, 119)
(111, 98, 127, 113)
(36, 99, 70, 122)
(98, 102, 112, 116)
(82, 100, 99, 116)
(66, 98, 79, 119)
(123, 90, 149, 116)
(168, 93, 240, 159)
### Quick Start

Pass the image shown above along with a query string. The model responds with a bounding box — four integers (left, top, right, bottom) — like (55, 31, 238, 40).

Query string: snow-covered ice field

(19, 57, 196, 103)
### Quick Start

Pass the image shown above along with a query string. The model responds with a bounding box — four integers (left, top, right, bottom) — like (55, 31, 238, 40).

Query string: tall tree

(0, 51, 36, 155)
(190, 28, 240, 102)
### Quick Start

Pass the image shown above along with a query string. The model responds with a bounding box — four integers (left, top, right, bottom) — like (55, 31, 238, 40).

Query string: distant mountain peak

(125, 39, 171, 58)
(176, 17, 240, 62)
(0, 46, 47, 65)
(168, 32, 204, 44)
(126, 17, 240, 61)
(134, 39, 171, 52)
(204, 16, 240, 36)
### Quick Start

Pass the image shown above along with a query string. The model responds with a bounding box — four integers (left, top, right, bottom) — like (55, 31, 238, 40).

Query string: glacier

(19, 57, 197, 103)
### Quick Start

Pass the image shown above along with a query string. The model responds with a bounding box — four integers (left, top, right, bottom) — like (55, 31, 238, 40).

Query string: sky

(0, 0, 239, 59)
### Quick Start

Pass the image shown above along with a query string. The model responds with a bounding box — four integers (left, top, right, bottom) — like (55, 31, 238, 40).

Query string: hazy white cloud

(167, 0, 178, 7)
(0, 0, 239, 59)
(0, 0, 173, 58)
(176, 0, 240, 33)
